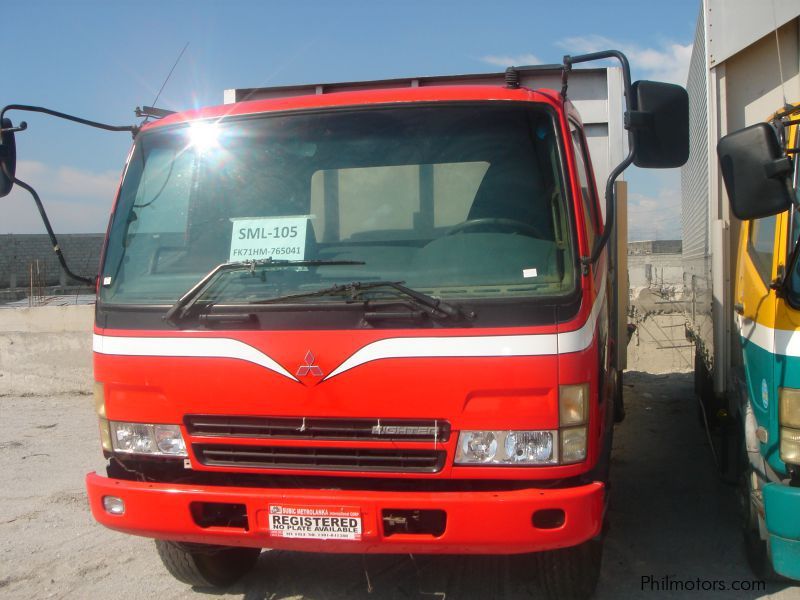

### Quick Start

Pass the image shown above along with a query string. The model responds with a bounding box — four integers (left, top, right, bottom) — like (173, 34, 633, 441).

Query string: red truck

(0, 50, 687, 598)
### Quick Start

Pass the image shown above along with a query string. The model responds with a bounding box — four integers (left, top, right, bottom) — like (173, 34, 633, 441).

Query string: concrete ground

(1, 307, 798, 599)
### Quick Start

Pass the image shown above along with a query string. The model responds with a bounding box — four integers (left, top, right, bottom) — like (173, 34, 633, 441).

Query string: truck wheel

(155, 540, 261, 588)
(529, 538, 603, 599)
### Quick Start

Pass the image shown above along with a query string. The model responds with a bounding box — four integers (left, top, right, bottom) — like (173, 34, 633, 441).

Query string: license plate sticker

(268, 504, 362, 540)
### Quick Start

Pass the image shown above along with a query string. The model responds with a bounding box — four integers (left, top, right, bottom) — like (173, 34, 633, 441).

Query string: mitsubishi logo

(296, 351, 323, 377)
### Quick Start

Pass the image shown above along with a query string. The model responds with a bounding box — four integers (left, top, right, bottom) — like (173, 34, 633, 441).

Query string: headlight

(455, 383, 591, 467)
(459, 431, 498, 462)
(780, 427, 800, 465)
(505, 431, 555, 463)
(455, 430, 557, 465)
(110, 421, 188, 457)
(779, 388, 800, 429)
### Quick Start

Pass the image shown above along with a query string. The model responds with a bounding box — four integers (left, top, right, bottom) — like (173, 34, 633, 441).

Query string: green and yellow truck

(718, 109, 800, 580)
(682, 1, 800, 581)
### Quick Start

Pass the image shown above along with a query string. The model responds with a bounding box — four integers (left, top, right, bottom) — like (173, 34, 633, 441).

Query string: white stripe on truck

(92, 334, 299, 382)
(92, 279, 606, 381)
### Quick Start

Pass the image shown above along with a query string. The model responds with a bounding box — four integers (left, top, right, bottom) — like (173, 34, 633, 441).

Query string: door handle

(734, 302, 745, 315)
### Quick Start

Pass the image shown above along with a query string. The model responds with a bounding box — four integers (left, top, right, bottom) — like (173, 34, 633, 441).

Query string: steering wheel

(445, 217, 543, 238)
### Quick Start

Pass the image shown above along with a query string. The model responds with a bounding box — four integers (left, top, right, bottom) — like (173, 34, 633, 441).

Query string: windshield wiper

(251, 280, 474, 321)
(164, 258, 365, 324)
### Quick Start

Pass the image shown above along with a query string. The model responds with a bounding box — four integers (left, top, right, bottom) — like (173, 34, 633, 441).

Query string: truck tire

(155, 540, 261, 588)
(529, 538, 603, 599)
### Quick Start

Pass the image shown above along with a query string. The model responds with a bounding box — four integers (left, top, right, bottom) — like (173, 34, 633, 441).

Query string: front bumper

(764, 483, 800, 580)
(86, 472, 604, 554)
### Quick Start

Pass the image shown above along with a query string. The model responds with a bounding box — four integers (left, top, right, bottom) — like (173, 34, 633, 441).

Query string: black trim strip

(95, 293, 580, 330)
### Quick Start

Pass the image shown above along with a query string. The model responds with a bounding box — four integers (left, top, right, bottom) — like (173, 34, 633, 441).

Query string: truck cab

(90, 83, 612, 595)
(722, 107, 800, 580)
(0, 54, 687, 598)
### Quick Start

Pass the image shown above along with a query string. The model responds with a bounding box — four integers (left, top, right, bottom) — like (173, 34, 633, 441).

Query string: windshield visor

(100, 104, 575, 305)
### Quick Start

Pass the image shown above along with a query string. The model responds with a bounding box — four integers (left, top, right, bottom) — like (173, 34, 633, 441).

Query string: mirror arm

(1, 121, 27, 135)
(0, 103, 138, 288)
(12, 176, 95, 287)
(563, 50, 637, 266)
(781, 236, 800, 294)
(0, 104, 138, 137)
(583, 151, 636, 267)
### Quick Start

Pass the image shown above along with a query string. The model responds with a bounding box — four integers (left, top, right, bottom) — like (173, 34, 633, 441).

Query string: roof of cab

(143, 85, 564, 132)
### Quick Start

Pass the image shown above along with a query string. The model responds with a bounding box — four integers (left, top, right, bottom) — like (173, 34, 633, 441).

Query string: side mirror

(717, 123, 794, 220)
(629, 80, 689, 168)
(0, 118, 17, 197)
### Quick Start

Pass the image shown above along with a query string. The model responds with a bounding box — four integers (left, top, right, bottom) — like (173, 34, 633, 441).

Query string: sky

(2, 0, 699, 240)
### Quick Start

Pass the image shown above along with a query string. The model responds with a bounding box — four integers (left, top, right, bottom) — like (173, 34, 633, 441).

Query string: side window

(790, 154, 800, 297)
(748, 214, 777, 284)
(569, 122, 598, 247)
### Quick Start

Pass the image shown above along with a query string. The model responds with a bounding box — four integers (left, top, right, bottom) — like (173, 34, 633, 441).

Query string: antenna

(771, 0, 789, 109)
(150, 42, 190, 110)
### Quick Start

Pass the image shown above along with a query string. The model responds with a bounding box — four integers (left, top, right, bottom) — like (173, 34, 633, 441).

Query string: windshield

(100, 104, 575, 305)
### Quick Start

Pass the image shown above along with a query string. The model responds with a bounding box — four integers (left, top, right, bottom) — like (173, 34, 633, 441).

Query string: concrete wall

(628, 253, 684, 290)
(627, 240, 684, 291)
(0, 305, 93, 396)
(0, 234, 104, 290)
(628, 240, 682, 256)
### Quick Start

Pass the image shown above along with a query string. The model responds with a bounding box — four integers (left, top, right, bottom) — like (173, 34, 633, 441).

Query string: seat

(465, 160, 554, 242)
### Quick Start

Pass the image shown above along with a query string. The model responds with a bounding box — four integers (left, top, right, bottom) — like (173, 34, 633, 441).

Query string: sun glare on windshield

(188, 121, 221, 152)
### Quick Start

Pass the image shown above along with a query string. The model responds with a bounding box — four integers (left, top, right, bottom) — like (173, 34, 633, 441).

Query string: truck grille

(185, 415, 450, 442)
(194, 444, 446, 473)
